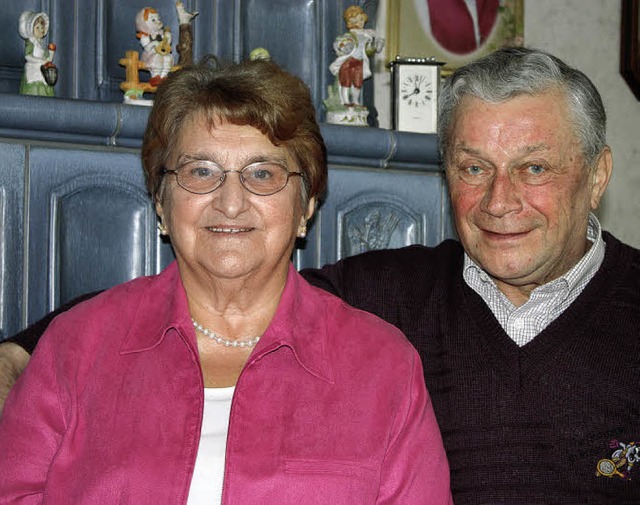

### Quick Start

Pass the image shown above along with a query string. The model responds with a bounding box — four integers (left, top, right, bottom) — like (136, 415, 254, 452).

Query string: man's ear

(590, 146, 613, 210)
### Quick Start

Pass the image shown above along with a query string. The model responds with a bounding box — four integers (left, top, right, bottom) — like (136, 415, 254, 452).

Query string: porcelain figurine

(18, 11, 57, 96)
(175, 1, 198, 66)
(330, 5, 384, 107)
(135, 7, 174, 87)
(326, 5, 384, 126)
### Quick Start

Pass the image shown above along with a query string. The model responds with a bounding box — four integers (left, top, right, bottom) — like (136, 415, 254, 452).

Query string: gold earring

(298, 225, 307, 238)
(157, 222, 168, 235)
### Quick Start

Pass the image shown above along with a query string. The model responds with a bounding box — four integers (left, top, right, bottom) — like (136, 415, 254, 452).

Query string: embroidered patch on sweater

(596, 440, 639, 479)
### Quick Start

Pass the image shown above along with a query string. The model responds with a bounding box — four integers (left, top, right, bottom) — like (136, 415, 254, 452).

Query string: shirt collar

(120, 261, 192, 354)
(120, 262, 335, 384)
(463, 212, 605, 294)
(256, 264, 335, 384)
(559, 213, 604, 292)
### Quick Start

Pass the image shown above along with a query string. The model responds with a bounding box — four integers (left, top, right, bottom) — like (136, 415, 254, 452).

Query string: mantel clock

(389, 57, 444, 134)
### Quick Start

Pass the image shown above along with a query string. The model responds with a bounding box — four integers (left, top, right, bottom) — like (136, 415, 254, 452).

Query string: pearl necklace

(192, 318, 261, 348)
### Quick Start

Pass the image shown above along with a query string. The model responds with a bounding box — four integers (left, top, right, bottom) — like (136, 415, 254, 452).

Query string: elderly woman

(0, 59, 451, 503)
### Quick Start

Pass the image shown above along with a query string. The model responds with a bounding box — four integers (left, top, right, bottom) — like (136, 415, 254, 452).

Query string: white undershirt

(186, 387, 235, 505)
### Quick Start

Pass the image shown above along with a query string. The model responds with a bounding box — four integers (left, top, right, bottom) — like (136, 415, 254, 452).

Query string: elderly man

(1, 47, 638, 503)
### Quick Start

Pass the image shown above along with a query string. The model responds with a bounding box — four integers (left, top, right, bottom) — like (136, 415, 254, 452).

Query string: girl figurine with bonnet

(18, 11, 57, 96)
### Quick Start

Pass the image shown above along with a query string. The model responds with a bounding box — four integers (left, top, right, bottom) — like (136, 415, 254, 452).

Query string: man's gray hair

(437, 47, 607, 167)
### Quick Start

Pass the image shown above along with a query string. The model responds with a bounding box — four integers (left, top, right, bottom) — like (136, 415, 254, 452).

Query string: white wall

(375, 0, 640, 247)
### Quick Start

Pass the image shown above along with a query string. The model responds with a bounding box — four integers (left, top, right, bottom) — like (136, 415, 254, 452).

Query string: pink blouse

(0, 262, 452, 504)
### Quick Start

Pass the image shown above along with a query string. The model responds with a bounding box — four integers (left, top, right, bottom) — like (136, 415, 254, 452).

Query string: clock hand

(403, 88, 420, 100)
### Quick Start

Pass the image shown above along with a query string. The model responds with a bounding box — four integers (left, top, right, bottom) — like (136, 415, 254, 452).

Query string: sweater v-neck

(461, 233, 630, 385)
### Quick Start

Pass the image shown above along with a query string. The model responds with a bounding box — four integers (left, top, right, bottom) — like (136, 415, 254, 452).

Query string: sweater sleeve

(0, 322, 68, 501)
(300, 248, 417, 324)
(300, 250, 390, 311)
(300, 262, 347, 298)
(375, 351, 453, 504)
(5, 291, 103, 354)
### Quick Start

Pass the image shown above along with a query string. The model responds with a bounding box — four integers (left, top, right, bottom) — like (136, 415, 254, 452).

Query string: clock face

(394, 63, 440, 134)
(400, 74, 433, 108)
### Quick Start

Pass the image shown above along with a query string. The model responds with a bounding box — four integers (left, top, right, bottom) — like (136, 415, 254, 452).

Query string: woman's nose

(212, 171, 249, 218)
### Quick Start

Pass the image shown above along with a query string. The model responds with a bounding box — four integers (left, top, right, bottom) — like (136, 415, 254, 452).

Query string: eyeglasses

(163, 160, 304, 196)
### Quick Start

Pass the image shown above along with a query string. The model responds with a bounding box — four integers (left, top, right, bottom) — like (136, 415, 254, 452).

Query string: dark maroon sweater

(304, 232, 640, 503)
(9, 232, 640, 502)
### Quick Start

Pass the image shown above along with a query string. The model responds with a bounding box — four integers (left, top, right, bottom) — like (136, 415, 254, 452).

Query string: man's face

(445, 90, 611, 304)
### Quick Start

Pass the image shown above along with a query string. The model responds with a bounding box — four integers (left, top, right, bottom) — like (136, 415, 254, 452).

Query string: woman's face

(156, 115, 314, 286)
(33, 17, 46, 39)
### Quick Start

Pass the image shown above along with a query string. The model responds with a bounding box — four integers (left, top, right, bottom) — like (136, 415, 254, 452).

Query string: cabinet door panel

(295, 167, 455, 269)
(26, 147, 167, 323)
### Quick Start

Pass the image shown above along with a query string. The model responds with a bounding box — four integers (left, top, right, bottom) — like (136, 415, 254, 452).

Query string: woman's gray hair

(437, 47, 607, 167)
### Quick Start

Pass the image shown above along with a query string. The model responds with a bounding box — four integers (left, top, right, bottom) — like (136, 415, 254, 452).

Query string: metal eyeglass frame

(163, 160, 304, 197)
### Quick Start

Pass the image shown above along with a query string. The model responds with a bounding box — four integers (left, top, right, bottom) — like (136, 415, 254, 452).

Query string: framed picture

(386, 0, 524, 75)
(621, 0, 640, 100)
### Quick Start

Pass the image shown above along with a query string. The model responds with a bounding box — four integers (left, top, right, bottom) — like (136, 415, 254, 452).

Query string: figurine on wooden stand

(18, 11, 57, 97)
(325, 5, 384, 126)
(121, 5, 197, 105)
(135, 7, 174, 87)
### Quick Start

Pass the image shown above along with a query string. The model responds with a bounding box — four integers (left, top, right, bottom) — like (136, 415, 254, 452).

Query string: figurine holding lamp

(18, 11, 57, 97)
